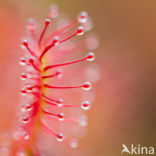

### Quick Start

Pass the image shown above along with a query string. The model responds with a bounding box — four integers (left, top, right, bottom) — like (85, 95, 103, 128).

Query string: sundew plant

(6, 5, 99, 156)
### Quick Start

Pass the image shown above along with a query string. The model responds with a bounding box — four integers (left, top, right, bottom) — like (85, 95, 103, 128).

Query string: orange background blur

(0, 0, 156, 156)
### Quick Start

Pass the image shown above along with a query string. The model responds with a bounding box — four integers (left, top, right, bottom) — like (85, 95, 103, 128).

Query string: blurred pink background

(0, 0, 156, 155)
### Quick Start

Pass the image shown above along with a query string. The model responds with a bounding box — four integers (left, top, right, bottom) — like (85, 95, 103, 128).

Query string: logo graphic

(121, 144, 155, 155)
(121, 144, 131, 154)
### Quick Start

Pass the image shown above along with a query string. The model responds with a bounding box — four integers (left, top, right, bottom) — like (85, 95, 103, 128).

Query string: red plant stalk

(11, 5, 97, 155)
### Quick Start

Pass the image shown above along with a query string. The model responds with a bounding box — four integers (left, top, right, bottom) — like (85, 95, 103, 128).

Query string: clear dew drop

(22, 40, 28, 47)
(53, 36, 60, 46)
(49, 4, 59, 19)
(82, 82, 92, 91)
(86, 34, 99, 49)
(78, 11, 88, 23)
(25, 103, 32, 111)
(45, 19, 51, 26)
(86, 52, 95, 61)
(20, 88, 27, 96)
(56, 133, 64, 142)
(84, 64, 101, 83)
(28, 56, 36, 64)
(12, 128, 27, 140)
(21, 104, 32, 112)
(23, 133, 30, 140)
(26, 85, 33, 92)
(19, 57, 26, 66)
(57, 74, 63, 79)
(58, 98, 64, 103)
(20, 116, 30, 124)
(57, 113, 64, 121)
(20, 73, 27, 80)
(57, 98, 64, 106)
(12, 130, 22, 140)
(81, 101, 91, 110)
(83, 17, 93, 32)
(57, 103, 63, 107)
(79, 115, 88, 127)
(57, 70, 63, 79)
(77, 26, 84, 36)
(27, 18, 37, 33)
(70, 139, 78, 149)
